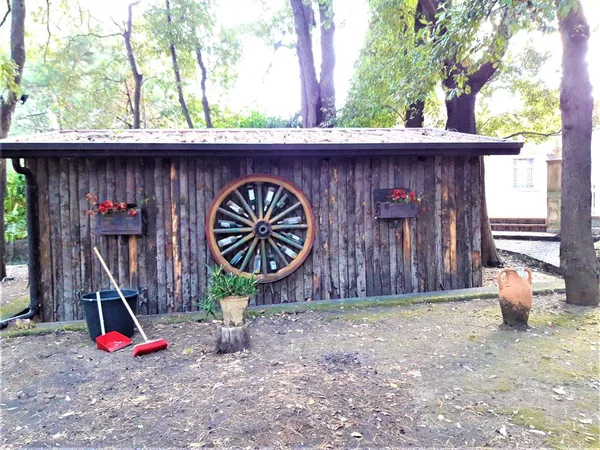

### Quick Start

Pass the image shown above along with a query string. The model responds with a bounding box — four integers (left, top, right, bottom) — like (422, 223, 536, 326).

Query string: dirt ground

(2, 291, 599, 448)
(0, 265, 29, 308)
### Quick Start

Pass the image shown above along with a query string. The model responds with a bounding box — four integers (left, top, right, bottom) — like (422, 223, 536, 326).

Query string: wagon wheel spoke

(272, 231, 304, 251)
(233, 189, 258, 222)
(256, 182, 264, 220)
(268, 201, 303, 224)
(213, 227, 253, 234)
(264, 186, 284, 221)
(217, 207, 254, 227)
(239, 237, 259, 273)
(271, 224, 309, 231)
(221, 233, 255, 257)
(267, 237, 288, 266)
(260, 240, 268, 275)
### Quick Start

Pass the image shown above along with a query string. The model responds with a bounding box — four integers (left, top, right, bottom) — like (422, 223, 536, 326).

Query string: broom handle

(96, 291, 106, 336)
(93, 247, 149, 342)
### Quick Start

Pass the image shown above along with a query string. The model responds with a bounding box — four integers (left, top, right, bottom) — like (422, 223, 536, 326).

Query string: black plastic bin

(80, 290, 138, 342)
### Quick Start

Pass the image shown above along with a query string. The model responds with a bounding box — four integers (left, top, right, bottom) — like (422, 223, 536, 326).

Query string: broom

(93, 247, 168, 357)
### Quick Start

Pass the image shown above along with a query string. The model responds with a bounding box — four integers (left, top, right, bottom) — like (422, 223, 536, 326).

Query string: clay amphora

(498, 268, 532, 327)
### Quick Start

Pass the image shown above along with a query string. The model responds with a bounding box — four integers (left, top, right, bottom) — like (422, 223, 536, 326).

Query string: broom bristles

(133, 339, 169, 357)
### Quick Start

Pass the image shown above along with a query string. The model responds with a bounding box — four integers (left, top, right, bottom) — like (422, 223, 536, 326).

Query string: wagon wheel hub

(254, 220, 272, 239)
(206, 174, 315, 284)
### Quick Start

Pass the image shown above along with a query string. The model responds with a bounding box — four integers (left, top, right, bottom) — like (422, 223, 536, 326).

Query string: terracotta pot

(498, 268, 533, 327)
(219, 295, 249, 327)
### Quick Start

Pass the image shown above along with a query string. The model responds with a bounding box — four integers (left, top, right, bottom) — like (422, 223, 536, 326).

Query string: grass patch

(1, 323, 87, 338)
(0, 295, 29, 321)
(529, 310, 599, 329)
(322, 308, 425, 323)
(497, 406, 600, 449)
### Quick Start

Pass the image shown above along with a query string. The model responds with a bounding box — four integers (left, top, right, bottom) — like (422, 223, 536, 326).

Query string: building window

(513, 158, 534, 189)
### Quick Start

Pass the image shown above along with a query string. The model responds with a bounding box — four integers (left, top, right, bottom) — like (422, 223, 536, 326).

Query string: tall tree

(165, 0, 194, 128)
(122, 1, 143, 129)
(0, 0, 26, 280)
(558, 0, 599, 306)
(290, 0, 335, 128)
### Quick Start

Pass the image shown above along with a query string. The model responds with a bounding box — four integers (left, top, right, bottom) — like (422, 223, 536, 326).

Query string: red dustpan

(95, 291, 132, 352)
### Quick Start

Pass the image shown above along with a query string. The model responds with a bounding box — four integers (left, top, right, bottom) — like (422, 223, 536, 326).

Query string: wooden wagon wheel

(206, 174, 315, 283)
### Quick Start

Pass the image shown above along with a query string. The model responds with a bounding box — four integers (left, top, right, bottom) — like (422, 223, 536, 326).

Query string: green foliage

(198, 266, 258, 318)
(4, 168, 27, 242)
(213, 109, 300, 128)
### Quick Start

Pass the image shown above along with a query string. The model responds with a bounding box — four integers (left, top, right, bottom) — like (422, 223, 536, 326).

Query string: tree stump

(216, 323, 250, 354)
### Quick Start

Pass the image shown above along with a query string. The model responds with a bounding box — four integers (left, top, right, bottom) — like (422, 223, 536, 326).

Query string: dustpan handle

(93, 247, 149, 342)
(96, 291, 106, 336)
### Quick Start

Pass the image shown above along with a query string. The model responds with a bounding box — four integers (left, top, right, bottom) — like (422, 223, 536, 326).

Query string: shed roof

(0, 128, 523, 158)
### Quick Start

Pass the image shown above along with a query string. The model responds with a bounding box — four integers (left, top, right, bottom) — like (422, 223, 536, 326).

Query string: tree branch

(503, 130, 561, 140)
(0, 0, 10, 28)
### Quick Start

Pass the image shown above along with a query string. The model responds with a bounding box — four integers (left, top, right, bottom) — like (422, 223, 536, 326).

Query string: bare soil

(1, 291, 598, 449)
(0, 265, 29, 308)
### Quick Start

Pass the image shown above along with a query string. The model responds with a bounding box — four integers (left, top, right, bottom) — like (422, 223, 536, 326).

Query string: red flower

(409, 191, 416, 203)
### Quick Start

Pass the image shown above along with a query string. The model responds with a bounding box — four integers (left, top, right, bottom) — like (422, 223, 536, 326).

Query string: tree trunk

(195, 47, 213, 128)
(124, 1, 142, 129)
(558, 1, 599, 306)
(405, 100, 425, 128)
(0, 0, 26, 280)
(318, 0, 335, 127)
(166, 0, 193, 129)
(444, 84, 502, 267)
(291, 0, 320, 128)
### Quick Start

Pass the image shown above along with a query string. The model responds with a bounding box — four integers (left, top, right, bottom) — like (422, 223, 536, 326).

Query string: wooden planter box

(97, 210, 142, 235)
(375, 202, 418, 219)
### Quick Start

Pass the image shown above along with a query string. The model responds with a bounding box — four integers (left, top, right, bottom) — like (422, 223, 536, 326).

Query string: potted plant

(203, 266, 258, 327)
(85, 193, 142, 235)
(375, 188, 423, 219)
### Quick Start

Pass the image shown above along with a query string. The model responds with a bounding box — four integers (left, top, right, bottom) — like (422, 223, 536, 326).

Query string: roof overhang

(0, 128, 524, 159)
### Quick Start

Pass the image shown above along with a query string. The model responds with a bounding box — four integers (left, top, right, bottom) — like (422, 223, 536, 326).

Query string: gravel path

(495, 240, 560, 268)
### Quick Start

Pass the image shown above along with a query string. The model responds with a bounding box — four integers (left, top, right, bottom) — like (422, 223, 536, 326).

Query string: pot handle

(524, 267, 533, 285)
(497, 268, 508, 290)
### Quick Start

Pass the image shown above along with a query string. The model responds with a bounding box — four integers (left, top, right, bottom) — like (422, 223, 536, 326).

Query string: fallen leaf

(553, 387, 566, 395)
(351, 432, 363, 438)
(182, 348, 193, 355)
(528, 430, 546, 436)
(498, 425, 508, 438)
(579, 418, 593, 424)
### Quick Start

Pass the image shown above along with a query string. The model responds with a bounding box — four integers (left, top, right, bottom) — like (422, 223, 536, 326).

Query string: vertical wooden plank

(293, 157, 305, 302)
(188, 158, 199, 309)
(393, 158, 405, 293)
(105, 158, 119, 291)
(462, 157, 473, 288)
(354, 157, 367, 297)
(471, 156, 482, 286)
(424, 157, 438, 291)
(454, 157, 467, 288)
(133, 159, 147, 311)
(97, 159, 109, 290)
(415, 157, 426, 292)
(36, 159, 53, 322)
(402, 157, 413, 293)
(328, 159, 340, 299)
(386, 158, 397, 295)
(311, 157, 322, 299)
(68, 159, 81, 319)
(274, 157, 288, 304)
(155, 158, 167, 314)
(379, 157, 392, 295)
(372, 158, 383, 296)
(364, 157, 375, 297)
(319, 158, 332, 299)
(434, 156, 444, 291)
(337, 158, 348, 298)
(441, 156, 451, 290)
(302, 157, 314, 301)
(448, 158, 457, 289)
(117, 159, 129, 289)
(409, 158, 419, 292)
(346, 158, 357, 298)
(165, 159, 177, 312)
(179, 159, 190, 311)
(58, 159, 73, 320)
(78, 159, 91, 305)
(197, 157, 209, 308)
(143, 158, 157, 315)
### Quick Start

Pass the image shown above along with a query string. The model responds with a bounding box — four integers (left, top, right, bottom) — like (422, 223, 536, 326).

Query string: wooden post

(216, 324, 250, 354)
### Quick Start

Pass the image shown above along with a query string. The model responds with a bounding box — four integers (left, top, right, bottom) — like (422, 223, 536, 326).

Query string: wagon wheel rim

(206, 174, 315, 283)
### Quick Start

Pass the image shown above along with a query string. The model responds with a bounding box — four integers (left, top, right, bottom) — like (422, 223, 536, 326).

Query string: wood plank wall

(27, 155, 482, 322)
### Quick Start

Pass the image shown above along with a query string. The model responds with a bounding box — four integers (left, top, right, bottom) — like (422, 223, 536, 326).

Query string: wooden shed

(0, 128, 522, 322)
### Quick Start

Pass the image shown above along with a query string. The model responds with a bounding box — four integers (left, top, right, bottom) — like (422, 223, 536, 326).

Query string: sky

(215, 0, 600, 119)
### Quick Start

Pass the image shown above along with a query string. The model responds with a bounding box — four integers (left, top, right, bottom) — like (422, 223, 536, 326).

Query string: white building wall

(485, 149, 548, 219)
